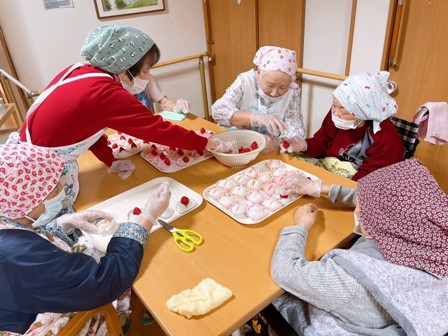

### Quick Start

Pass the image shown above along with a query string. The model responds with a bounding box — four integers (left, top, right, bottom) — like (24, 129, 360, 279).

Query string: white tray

(107, 132, 147, 159)
(83, 177, 203, 252)
(140, 129, 214, 173)
(203, 159, 318, 225)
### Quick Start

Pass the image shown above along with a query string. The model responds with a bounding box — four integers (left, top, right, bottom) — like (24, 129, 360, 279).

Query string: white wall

(0, 0, 392, 124)
(301, 0, 391, 136)
(0, 0, 209, 117)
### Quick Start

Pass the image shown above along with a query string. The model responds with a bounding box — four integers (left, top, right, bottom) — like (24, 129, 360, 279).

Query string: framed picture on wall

(94, 0, 165, 19)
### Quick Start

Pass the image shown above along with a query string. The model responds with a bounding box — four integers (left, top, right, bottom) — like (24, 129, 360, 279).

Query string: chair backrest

(389, 116, 420, 159)
(58, 303, 124, 336)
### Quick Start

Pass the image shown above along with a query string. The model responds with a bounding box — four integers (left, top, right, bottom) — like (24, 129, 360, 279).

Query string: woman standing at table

(0, 144, 171, 335)
(271, 159, 448, 335)
(211, 46, 305, 153)
(8, 23, 234, 209)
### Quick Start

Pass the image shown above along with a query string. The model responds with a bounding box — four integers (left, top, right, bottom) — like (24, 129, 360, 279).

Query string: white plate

(203, 159, 318, 225)
(83, 177, 203, 253)
(140, 129, 214, 173)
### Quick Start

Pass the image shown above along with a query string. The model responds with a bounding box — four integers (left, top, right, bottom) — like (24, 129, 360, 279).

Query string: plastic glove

(250, 113, 287, 136)
(278, 173, 323, 198)
(141, 181, 172, 223)
(280, 137, 307, 154)
(173, 99, 190, 114)
(108, 160, 135, 179)
(206, 138, 238, 154)
(261, 135, 281, 154)
(58, 210, 114, 234)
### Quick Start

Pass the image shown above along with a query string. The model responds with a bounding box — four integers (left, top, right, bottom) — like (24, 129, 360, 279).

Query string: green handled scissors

(157, 219, 204, 253)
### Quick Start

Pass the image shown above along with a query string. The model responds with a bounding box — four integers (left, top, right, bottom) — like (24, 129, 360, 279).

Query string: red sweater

(304, 110, 405, 181)
(19, 65, 207, 167)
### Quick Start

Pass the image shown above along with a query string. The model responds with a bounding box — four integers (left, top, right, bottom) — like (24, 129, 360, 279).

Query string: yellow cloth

(166, 278, 233, 318)
(321, 157, 358, 179)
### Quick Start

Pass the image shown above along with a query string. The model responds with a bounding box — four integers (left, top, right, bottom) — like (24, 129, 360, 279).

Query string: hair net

(333, 71, 398, 134)
(81, 22, 155, 74)
(253, 46, 297, 79)
(0, 144, 65, 220)
(357, 159, 448, 278)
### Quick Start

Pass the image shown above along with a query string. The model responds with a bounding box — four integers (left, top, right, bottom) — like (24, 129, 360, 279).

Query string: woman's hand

(278, 173, 322, 197)
(293, 203, 318, 230)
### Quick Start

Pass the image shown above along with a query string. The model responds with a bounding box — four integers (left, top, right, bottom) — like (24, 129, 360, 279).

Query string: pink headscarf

(357, 159, 448, 278)
(0, 144, 65, 220)
(253, 46, 297, 79)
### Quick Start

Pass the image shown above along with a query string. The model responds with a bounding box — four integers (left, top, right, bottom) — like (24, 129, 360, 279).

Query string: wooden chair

(58, 303, 124, 336)
(0, 103, 22, 133)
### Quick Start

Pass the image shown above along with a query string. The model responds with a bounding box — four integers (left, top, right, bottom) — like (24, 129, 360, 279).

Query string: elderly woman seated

(272, 159, 448, 335)
(0, 144, 171, 334)
(281, 71, 405, 181)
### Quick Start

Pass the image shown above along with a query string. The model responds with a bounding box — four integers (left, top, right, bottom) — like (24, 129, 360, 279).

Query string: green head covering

(80, 23, 154, 74)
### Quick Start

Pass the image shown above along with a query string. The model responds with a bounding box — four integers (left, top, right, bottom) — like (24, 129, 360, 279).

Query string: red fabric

(19, 64, 207, 167)
(303, 110, 405, 180)
(357, 159, 448, 278)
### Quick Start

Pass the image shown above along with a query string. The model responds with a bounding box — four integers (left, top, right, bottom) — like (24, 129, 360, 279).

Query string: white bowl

(208, 130, 266, 168)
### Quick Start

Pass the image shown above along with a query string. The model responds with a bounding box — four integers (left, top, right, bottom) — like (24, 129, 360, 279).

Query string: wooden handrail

(297, 68, 347, 81)
(152, 52, 211, 119)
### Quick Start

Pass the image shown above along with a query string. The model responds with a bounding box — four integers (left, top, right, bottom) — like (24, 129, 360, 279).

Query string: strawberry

(117, 131, 123, 135)
(279, 194, 288, 199)
(132, 207, 141, 215)
(199, 127, 206, 134)
(164, 158, 171, 166)
(242, 147, 251, 153)
(120, 135, 126, 140)
(180, 196, 189, 206)
(112, 143, 118, 149)
(131, 142, 138, 148)
(160, 153, 166, 160)
(250, 141, 259, 150)
(183, 157, 190, 163)
(119, 147, 125, 152)
(150, 149, 158, 156)
(177, 149, 184, 155)
(283, 140, 290, 148)
(197, 150, 204, 156)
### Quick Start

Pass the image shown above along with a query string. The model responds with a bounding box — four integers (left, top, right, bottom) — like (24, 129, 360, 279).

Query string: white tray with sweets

(203, 159, 318, 225)
(140, 128, 214, 173)
(82, 177, 202, 253)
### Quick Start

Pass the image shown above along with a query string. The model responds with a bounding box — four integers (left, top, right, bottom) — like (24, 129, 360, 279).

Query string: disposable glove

(261, 135, 281, 154)
(278, 173, 323, 198)
(206, 138, 238, 154)
(250, 113, 287, 136)
(280, 136, 307, 154)
(173, 99, 191, 114)
(58, 210, 114, 234)
(141, 181, 172, 223)
(108, 160, 136, 179)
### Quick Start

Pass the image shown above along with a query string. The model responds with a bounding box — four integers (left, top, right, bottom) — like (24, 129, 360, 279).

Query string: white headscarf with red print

(333, 71, 398, 134)
(253, 46, 298, 88)
(357, 159, 448, 278)
(0, 144, 65, 221)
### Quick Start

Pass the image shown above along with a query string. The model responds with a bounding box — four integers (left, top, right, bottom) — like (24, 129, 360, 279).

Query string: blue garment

(0, 229, 144, 334)
(134, 91, 153, 111)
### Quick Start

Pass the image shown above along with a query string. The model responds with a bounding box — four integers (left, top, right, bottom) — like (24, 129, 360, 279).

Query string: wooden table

(76, 114, 357, 336)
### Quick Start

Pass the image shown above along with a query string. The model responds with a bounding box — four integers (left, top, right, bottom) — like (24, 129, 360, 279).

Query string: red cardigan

(304, 110, 405, 181)
(19, 65, 207, 167)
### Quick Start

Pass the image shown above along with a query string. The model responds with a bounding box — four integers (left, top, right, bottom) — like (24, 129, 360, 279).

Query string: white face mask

(332, 113, 360, 130)
(353, 212, 372, 239)
(353, 212, 363, 235)
(121, 71, 148, 95)
(26, 189, 66, 228)
(257, 88, 284, 103)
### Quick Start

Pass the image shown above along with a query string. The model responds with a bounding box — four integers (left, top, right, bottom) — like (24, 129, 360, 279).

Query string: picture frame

(94, 0, 165, 19)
